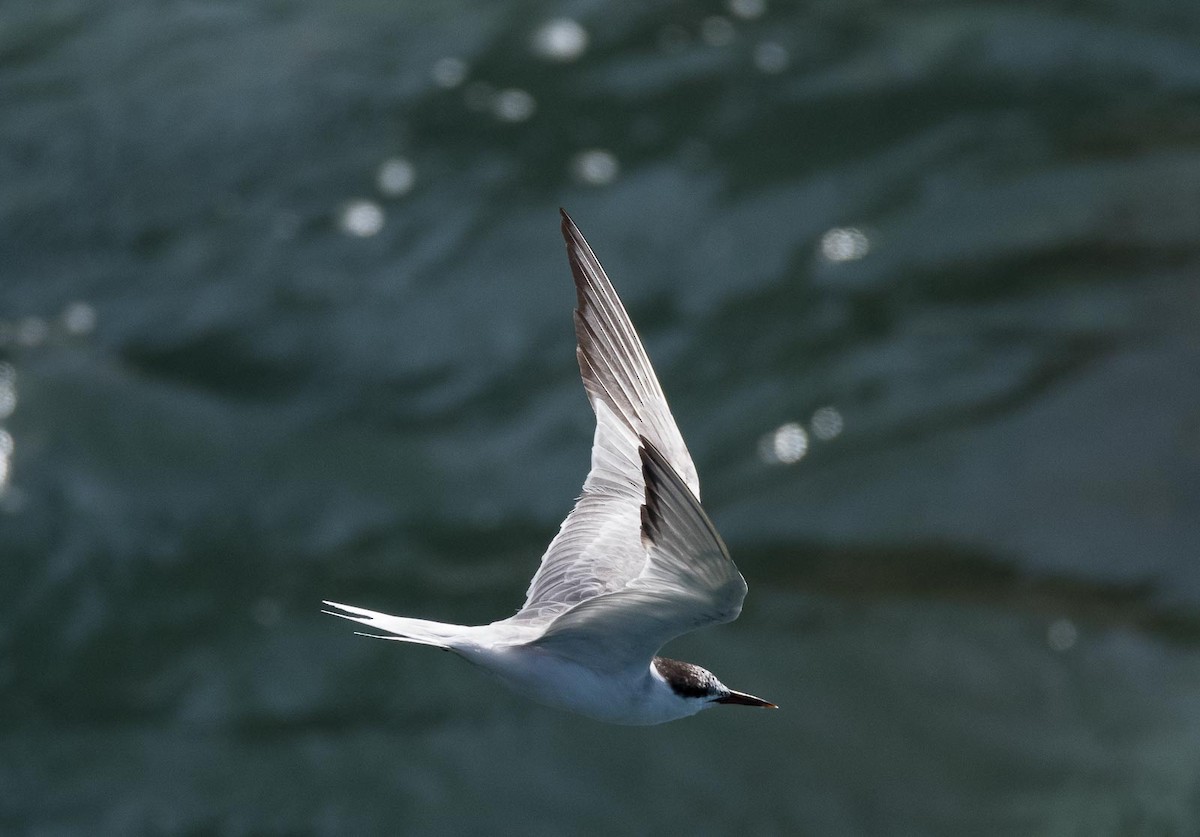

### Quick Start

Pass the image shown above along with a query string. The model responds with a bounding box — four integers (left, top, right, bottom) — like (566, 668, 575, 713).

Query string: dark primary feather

(531, 437, 746, 673)
(638, 436, 728, 565)
(633, 436, 744, 620)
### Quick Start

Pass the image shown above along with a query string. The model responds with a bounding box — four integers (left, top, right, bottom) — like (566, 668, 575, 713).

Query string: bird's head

(652, 656, 777, 713)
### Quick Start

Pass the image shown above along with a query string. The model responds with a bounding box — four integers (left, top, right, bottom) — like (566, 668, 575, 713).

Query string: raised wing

(515, 211, 700, 622)
(562, 210, 699, 495)
(529, 438, 746, 672)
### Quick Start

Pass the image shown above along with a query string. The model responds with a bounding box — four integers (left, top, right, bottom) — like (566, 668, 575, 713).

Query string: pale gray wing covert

(514, 211, 700, 623)
(530, 438, 747, 671)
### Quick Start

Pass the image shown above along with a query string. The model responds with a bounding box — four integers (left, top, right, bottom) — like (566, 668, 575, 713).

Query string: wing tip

(561, 209, 594, 309)
(560, 207, 582, 248)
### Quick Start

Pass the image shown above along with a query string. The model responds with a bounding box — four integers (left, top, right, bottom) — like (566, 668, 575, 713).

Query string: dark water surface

(4, 1, 1200, 834)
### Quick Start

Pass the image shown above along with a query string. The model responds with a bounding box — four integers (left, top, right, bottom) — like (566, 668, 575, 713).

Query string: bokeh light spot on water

(0, 363, 16, 420)
(819, 226, 870, 262)
(492, 88, 537, 122)
(0, 428, 11, 491)
(700, 16, 735, 47)
(759, 421, 809, 465)
(16, 317, 48, 348)
(753, 41, 790, 74)
(571, 149, 620, 186)
(728, 0, 767, 20)
(1047, 618, 1078, 652)
(377, 157, 416, 197)
(430, 56, 468, 89)
(811, 405, 844, 441)
(531, 18, 589, 62)
(339, 200, 385, 237)
(61, 301, 97, 336)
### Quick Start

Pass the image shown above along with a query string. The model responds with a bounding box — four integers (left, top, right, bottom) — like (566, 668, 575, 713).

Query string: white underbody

(455, 635, 706, 725)
(319, 605, 714, 725)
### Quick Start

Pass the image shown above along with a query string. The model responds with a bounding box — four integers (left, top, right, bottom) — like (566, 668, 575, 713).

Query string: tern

(324, 210, 776, 725)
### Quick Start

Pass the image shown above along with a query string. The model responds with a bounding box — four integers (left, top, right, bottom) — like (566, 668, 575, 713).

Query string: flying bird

(324, 210, 775, 725)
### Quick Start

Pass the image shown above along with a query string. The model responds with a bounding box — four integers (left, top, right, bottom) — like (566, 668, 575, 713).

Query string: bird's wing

(529, 438, 746, 672)
(514, 210, 701, 623)
(562, 210, 699, 495)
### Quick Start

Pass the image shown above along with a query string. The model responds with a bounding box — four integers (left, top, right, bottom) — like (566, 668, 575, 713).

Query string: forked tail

(322, 600, 468, 650)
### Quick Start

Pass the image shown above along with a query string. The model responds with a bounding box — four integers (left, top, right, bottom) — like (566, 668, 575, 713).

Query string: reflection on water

(0, 428, 12, 492)
(0, 301, 100, 513)
(431, 56, 469, 89)
(760, 421, 809, 465)
(376, 158, 416, 197)
(338, 199, 385, 237)
(759, 408, 844, 465)
(490, 88, 537, 123)
(61, 302, 97, 337)
(0, 359, 13, 498)
(530, 18, 589, 63)
(571, 149, 621, 186)
(0, 363, 16, 420)
(1047, 617, 1079, 653)
(810, 405, 844, 441)
(0, 358, 15, 502)
(752, 40, 790, 75)
(729, 0, 767, 21)
(820, 227, 871, 263)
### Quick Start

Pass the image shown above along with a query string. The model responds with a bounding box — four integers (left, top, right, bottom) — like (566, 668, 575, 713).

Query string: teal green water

(3, 2, 1200, 834)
